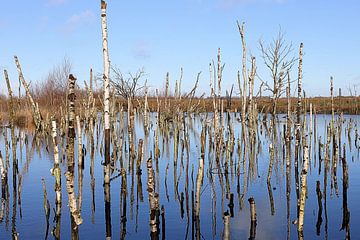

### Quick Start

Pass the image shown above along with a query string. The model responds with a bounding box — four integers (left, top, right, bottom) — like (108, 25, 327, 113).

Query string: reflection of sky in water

(0, 114, 359, 239)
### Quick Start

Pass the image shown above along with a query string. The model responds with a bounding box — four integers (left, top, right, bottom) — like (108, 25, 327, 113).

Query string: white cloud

(62, 10, 95, 34)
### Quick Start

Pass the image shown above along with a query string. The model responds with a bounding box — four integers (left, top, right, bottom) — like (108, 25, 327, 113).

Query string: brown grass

(0, 95, 359, 128)
(122, 96, 360, 115)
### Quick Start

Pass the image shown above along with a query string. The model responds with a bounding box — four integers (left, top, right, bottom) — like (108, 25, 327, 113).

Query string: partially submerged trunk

(65, 74, 83, 228)
(14, 56, 43, 131)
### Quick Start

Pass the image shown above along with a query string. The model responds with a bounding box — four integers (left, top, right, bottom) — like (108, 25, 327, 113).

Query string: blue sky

(0, 0, 359, 96)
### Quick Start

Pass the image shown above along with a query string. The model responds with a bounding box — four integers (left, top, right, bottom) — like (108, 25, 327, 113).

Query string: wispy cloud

(46, 0, 68, 7)
(62, 10, 95, 34)
(132, 41, 151, 59)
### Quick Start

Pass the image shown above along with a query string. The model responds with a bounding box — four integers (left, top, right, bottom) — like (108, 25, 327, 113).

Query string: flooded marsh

(1, 2, 359, 240)
(0, 112, 359, 239)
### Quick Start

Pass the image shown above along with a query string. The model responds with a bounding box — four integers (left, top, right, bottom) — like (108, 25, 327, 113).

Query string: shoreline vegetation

(0, 95, 359, 129)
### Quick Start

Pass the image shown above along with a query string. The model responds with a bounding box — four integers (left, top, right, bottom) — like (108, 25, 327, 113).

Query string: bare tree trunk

(217, 48, 222, 123)
(330, 77, 334, 133)
(76, 116, 83, 168)
(248, 57, 256, 141)
(237, 21, 247, 124)
(223, 212, 230, 240)
(4, 70, 15, 123)
(146, 156, 160, 238)
(315, 181, 322, 235)
(65, 74, 83, 231)
(295, 43, 303, 218)
(41, 178, 50, 239)
(101, 1, 112, 239)
(248, 197, 257, 240)
(101, 0, 111, 184)
(76, 116, 84, 213)
(4, 70, 19, 239)
(286, 71, 291, 145)
(4, 69, 18, 193)
(144, 82, 149, 135)
(209, 62, 219, 156)
(14, 56, 43, 131)
(298, 135, 309, 236)
(286, 127, 292, 240)
(50, 118, 62, 239)
(340, 144, 350, 239)
(195, 158, 204, 218)
(4, 69, 17, 184)
(267, 143, 275, 215)
(0, 152, 6, 198)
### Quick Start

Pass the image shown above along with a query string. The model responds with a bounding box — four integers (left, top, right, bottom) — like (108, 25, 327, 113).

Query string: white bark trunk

(14, 56, 42, 130)
(101, 0, 110, 131)
(238, 21, 247, 123)
(298, 138, 309, 232)
(195, 158, 204, 217)
(76, 116, 83, 168)
(65, 171, 83, 226)
(223, 212, 230, 240)
(0, 152, 5, 183)
(50, 119, 62, 211)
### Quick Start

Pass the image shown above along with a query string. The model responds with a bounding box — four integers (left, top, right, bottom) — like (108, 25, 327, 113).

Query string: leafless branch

(110, 66, 145, 99)
(258, 28, 297, 114)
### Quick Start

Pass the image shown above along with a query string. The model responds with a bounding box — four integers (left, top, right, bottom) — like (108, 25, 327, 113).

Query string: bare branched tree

(32, 57, 72, 106)
(110, 66, 145, 99)
(43, 57, 72, 92)
(348, 83, 359, 97)
(259, 30, 296, 116)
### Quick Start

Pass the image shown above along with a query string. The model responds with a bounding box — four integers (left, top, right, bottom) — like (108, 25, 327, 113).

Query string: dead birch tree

(248, 197, 257, 240)
(298, 135, 309, 236)
(248, 57, 256, 139)
(295, 43, 303, 219)
(65, 74, 83, 230)
(146, 156, 160, 237)
(14, 56, 43, 131)
(50, 118, 62, 239)
(0, 152, 6, 196)
(237, 21, 247, 124)
(195, 158, 204, 218)
(101, 1, 112, 239)
(259, 30, 296, 117)
(101, 0, 111, 185)
(110, 67, 145, 99)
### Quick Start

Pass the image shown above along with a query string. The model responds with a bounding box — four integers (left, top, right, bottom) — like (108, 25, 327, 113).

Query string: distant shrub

(32, 57, 71, 107)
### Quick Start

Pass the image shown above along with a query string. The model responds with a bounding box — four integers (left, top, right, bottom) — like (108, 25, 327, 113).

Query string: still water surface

(0, 113, 358, 239)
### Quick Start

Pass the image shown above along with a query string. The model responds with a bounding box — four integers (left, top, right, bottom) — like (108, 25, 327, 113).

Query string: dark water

(0, 113, 359, 239)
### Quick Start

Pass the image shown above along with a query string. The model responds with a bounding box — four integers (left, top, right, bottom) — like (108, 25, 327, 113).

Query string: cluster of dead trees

(3, 21, 358, 122)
